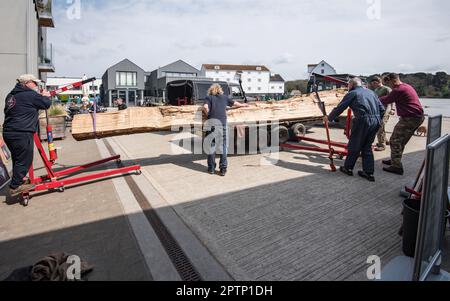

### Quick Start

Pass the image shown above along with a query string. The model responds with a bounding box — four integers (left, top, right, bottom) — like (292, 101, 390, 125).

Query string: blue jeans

(206, 126, 228, 171)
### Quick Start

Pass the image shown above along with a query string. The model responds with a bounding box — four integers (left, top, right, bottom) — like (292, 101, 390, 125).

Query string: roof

(202, 64, 270, 72)
(270, 74, 285, 82)
(157, 60, 200, 73)
(308, 60, 337, 73)
(106, 58, 145, 72)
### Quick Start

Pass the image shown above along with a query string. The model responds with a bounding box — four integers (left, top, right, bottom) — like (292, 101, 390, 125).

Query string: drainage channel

(103, 139, 202, 281)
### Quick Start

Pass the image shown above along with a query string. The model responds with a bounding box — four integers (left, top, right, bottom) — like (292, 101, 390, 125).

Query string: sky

(49, 0, 450, 80)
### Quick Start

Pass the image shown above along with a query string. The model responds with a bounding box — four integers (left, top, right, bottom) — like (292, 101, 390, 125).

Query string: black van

(166, 79, 232, 106)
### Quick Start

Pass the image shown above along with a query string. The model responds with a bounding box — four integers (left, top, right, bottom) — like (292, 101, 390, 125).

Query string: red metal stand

(17, 77, 141, 206)
(20, 134, 141, 206)
(281, 73, 352, 171)
(281, 110, 350, 171)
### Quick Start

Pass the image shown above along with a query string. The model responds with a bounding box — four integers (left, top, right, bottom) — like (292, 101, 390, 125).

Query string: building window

(227, 71, 230, 74)
(279, 86, 283, 90)
(215, 71, 219, 74)
(116, 72, 137, 86)
(321, 69, 325, 74)
(258, 78, 262, 82)
(214, 66, 220, 70)
(227, 78, 230, 82)
(321, 63, 325, 67)
(258, 87, 261, 91)
(248, 71, 251, 75)
(248, 78, 251, 82)
(271, 86, 275, 90)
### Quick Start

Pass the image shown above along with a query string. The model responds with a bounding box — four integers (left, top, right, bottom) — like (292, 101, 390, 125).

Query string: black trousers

(345, 117, 380, 174)
(3, 132, 34, 189)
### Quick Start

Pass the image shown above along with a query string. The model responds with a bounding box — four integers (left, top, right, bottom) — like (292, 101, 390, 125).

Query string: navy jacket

(204, 95, 235, 126)
(3, 84, 52, 133)
(328, 86, 385, 124)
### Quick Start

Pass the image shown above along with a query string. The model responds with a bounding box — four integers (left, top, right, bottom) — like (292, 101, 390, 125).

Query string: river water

(420, 98, 450, 117)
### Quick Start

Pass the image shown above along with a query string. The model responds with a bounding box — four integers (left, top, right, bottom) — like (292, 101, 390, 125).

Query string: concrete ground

(109, 116, 450, 280)
(0, 116, 449, 281)
(0, 136, 152, 281)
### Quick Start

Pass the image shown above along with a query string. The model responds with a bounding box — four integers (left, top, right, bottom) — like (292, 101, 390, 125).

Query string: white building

(269, 74, 285, 97)
(201, 64, 281, 96)
(46, 76, 102, 101)
(307, 60, 337, 77)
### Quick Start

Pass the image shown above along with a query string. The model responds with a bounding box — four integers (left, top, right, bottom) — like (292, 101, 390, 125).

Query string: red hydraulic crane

(20, 77, 141, 206)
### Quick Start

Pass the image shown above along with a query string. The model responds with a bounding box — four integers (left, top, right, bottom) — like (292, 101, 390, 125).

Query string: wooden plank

(71, 90, 347, 141)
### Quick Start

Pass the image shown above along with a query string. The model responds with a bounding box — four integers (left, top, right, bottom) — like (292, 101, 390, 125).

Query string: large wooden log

(71, 89, 347, 141)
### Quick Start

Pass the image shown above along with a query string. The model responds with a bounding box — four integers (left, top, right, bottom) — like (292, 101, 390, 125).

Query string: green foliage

(48, 104, 67, 117)
(286, 72, 450, 98)
(285, 80, 309, 94)
(374, 72, 450, 98)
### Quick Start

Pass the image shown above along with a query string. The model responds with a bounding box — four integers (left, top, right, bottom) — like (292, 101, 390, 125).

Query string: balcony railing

(39, 43, 55, 73)
(36, 0, 55, 28)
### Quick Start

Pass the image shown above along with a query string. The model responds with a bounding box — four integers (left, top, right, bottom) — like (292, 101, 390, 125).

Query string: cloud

(436, 35, 450, 43)
(201, 37, 236, 48)
(274, 53, 295, 65)
(397, 64, 416, 73)
(48, 0, 450, 80)
(70, 32, 95, 45)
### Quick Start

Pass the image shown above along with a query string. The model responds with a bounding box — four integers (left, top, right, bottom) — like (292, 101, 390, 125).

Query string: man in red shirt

(380, 73, 425, 175)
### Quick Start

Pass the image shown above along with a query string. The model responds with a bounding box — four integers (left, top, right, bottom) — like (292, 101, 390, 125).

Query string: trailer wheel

(274, 125, 290, 144)
(291, 123, 307, 137)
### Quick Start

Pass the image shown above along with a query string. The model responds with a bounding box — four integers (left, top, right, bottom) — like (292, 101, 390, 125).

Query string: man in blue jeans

(203, 84, 248, 176)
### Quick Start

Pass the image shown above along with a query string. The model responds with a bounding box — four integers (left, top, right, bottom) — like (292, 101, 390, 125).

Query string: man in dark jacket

(327, 77, 385, 182)
(3, 74, 52, 196)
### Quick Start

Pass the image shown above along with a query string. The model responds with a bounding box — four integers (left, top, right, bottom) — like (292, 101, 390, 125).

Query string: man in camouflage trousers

(380, 73, 425, 175)
(369, 76, 393, 151)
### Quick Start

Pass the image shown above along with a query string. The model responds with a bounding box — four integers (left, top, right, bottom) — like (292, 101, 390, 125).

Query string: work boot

(383, 166, 404, 175)
(339, 166, 353, 176)
(219, 169, 227, 177)
(358, 171, 375, 182)
(382, 159, 392, 166)
(9, 184, 36, 197)
(207, 168, 215, 175)
(374, 144, 386, 152)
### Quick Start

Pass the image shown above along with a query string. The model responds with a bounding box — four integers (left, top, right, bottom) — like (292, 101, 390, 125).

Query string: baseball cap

(17, 74, 42, 84)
